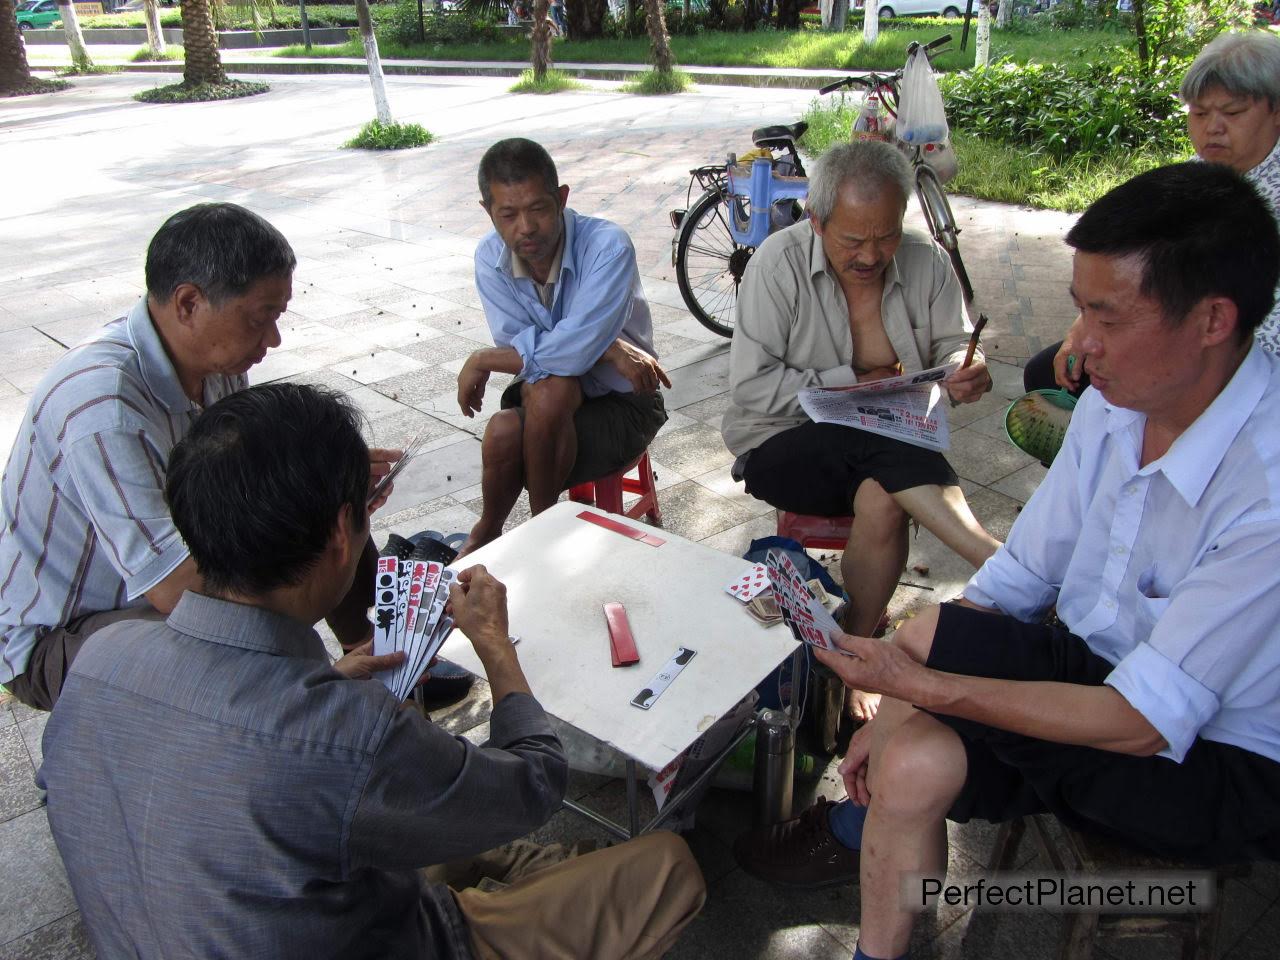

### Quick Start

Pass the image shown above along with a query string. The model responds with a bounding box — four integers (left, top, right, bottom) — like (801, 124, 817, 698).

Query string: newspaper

(798, 362, 960, 452)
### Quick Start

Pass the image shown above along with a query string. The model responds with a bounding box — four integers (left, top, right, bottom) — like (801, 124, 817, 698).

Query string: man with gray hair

(722, 139, 999, 742)
(0, 203, 391, 710)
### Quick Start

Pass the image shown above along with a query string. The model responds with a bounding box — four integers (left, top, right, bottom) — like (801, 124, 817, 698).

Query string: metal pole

(417, 0, 425, 41)
(625, 758, 640, 838)
(299, 0, 312, 50)
(960, 0, 974, 50)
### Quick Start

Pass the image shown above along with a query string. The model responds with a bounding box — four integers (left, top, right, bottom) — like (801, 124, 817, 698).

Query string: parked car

(16, 0, 62, 30)
(854, 0, 964, 16)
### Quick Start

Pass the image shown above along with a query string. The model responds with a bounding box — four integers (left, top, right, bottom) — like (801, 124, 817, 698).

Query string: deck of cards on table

(373, 543, 459, 701)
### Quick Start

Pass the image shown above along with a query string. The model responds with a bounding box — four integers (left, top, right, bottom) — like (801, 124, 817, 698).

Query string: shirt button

(1124, 485, 1138, 495)
(1105, 599, 1116, 610)
(1113, 545, 1125, 555)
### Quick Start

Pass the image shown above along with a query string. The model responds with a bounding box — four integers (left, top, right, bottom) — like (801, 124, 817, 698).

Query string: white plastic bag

(896, 47, 949, 145)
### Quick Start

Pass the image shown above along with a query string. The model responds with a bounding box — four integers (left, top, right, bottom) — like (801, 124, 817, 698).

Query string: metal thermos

(753, 709, 795, 827)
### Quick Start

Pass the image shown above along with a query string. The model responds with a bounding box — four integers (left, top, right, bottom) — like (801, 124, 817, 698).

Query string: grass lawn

(277, 20, 1130, 72)
(80, 5, 385, 30)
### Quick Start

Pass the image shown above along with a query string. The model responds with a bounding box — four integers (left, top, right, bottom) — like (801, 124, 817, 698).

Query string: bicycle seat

(752, 122, 809, 150)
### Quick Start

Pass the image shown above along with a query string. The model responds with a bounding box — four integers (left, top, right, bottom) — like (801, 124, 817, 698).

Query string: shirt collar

(1103, 343, 1270, 506)
(1246, 136, 1280, 185)
(806, 221, 904, 292)
(167, 592, 329, 662)
(498, 209, 576, 284)
(125, 296, 200, 415)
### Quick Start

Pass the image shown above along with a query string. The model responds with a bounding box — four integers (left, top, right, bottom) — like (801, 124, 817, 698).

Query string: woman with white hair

(1025, 30, 1280, 393)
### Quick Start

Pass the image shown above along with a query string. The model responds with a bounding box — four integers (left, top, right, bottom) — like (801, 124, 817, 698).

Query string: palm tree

(530, 0, 552, 81)
(641, 0, 674, 76)
(180, 0, 226, 85)
(1, 0, 37, 92)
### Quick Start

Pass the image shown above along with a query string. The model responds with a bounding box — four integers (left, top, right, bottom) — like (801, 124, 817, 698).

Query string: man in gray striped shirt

(0, 203, 380, 710)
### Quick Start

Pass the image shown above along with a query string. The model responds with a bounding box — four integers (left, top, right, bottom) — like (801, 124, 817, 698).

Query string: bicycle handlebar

(817, 34, 951, 97)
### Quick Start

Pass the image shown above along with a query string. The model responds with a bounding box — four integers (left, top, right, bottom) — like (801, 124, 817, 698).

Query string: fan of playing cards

(372, 539, 460, 702)
(763, 549, 847, 654)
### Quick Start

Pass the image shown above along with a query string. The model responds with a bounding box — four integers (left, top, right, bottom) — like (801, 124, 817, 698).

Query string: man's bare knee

(853, 480, 909, 542)
(868, 712, 966, 813)
(521, 375, 582, 420)
(483, 410, 524, 460)
(891, 605, 941, 664)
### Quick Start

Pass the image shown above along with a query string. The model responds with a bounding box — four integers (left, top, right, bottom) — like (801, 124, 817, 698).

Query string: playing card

(373, 556, 399, 657)
(764, 550, 846, 653)
(724, 563, 770, 603)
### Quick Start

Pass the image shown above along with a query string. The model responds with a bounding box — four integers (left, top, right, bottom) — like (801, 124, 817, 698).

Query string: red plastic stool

(568, 450, 662, 525)
(777, 511, 852, 550)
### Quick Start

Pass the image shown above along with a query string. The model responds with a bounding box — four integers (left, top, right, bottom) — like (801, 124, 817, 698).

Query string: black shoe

(732, 797, 859, 888)
(416, 658, 474, 707)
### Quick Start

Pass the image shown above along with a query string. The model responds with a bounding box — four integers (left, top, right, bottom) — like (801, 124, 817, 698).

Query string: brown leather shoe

(732, 797, 859, 888)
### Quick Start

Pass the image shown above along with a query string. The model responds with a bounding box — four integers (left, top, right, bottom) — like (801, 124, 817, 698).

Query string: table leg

(626, 758, 640, 837)
(786, 646, 805, 725)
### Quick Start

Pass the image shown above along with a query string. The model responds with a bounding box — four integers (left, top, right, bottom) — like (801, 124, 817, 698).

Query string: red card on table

(604, 602, 640, 667)
(577, 511, 665, 547)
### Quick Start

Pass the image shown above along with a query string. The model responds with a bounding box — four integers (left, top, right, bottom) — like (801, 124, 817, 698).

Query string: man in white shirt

(741, 162, 1280, 960)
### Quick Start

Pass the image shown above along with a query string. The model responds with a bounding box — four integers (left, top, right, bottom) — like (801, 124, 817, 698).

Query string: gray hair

(1181, 31, 1280, 108)
(807, 140, 914, 225)
(145, 203, 295, 306)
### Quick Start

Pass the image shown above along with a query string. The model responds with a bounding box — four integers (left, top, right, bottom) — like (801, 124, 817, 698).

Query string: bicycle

(669, 34, 973, 339)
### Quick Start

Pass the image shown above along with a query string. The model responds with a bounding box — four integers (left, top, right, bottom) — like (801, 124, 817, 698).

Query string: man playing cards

(456, 138, 670, 555)
(721, 140, 1001, 720)
(39, 383, 706, 960)
(739, 164, 1280, 960)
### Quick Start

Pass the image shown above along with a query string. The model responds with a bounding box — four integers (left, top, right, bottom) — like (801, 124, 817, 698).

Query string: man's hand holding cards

(765, 549, 852, 656)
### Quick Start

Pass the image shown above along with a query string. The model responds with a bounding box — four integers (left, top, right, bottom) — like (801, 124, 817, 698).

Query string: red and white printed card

(724, 563, 770, 603)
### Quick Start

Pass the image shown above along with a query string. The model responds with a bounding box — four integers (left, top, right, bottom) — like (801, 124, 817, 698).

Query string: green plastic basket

(1004, 389, 1078, 467)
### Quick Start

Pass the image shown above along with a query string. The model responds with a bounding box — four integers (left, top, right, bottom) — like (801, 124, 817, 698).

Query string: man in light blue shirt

(456, 139, 669, 554)
(740, 163, 1280, 960)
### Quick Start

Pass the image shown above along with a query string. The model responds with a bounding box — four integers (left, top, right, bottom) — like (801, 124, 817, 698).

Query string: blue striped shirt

(0, 297, 243, 684)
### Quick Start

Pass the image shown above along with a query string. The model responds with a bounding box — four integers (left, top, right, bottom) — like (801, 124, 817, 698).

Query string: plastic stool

(568, 451, 662, 525)
(777, 511, 852, 551)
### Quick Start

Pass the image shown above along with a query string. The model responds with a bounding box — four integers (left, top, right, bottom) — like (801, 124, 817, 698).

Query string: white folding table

(439, 501, 801, 838)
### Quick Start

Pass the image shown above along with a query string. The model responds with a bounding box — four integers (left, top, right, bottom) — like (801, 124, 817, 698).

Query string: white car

(854, 0, 965, 17)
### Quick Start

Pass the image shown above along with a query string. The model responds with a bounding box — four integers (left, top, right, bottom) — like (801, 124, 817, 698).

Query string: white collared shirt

(966, 345, 1280, 764)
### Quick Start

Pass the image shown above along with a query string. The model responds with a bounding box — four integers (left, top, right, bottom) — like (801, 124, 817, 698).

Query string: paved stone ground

(0, 73, 1276, 959)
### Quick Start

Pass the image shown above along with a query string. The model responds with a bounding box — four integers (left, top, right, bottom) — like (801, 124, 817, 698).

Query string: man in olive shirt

(722, 140, 999, 723)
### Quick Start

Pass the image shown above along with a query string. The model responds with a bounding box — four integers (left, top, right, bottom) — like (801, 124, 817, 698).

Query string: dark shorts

(500, 380, 668, 488)
(741, 421, 958, 517)
(925, 603, 1280, 864)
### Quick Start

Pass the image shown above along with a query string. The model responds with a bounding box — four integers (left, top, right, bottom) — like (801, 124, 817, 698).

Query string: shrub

(621, 67, 691, 93)
(387, 1, 500, 45)
(130, 44, 184, 62)
(939, 55, 1189, 161)
(344, 118, 435, 149)
(134, 80, 270, 103)
(510, 68, 584, 92)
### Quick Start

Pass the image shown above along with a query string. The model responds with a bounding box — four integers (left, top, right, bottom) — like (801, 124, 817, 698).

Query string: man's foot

(456, 522, 502, 559)
(847, 688, 882, 722)
(732, 797, 859, 888)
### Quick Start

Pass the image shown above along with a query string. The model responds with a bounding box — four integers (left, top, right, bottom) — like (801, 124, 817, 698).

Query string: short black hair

(478, 138, 560, 206)
(1066, 162, 1279, 342)
(165, 383, 369, 598)
(145, 203, 297, 307)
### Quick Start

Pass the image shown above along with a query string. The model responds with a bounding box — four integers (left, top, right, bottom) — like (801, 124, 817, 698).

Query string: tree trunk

(56, 0, 92, 70)
(0, 0, 35, 92)
(355, 0, 391, 121)
(996, 0, 1009, 27)
(642, 0, 673, 72)
(530, 0, 552, 79)
(820, 0, 848, 30)
(1132, 0, 1149, 75)
(862, 0, 879, 42)
(144, 0, 166, 53)
(682, 0, 689, 15)
(975, 0, 989, 66)
(776, 0, 801, 28)
(180, 0, 225, 85)
(566, 0, 606, 38)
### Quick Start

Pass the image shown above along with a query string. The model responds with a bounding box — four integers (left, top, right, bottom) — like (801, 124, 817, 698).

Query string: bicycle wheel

(675, 187, 754, 338)
(915, 164, 974, 303)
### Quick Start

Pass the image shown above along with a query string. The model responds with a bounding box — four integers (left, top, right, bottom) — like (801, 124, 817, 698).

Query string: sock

(853, 943, 908, 960)
(827, 799, 868, 851)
